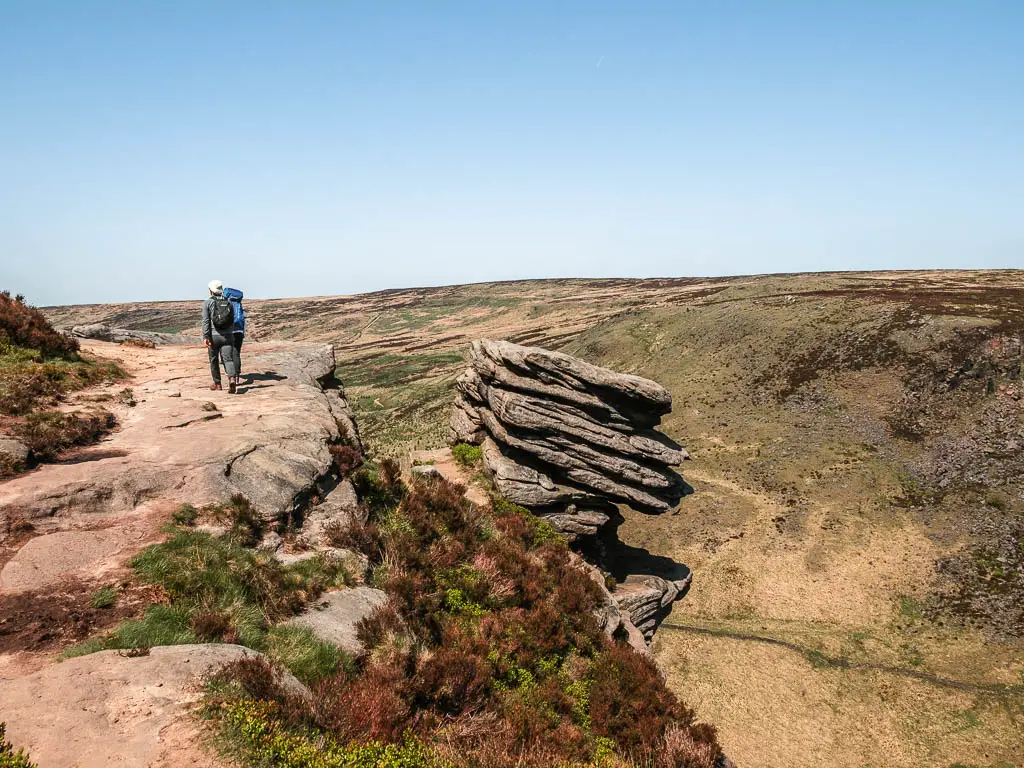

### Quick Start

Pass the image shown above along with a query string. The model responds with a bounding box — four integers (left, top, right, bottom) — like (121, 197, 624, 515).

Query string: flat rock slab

(0, 644, 305, 768)
(0, 339, 343, 537)
(285, 587, 388, 654)
(0, 524, 151, 593)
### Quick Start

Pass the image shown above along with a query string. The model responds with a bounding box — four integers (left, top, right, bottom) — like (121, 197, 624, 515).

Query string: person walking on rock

(202, 279, 238, 392)
(224, 286, 246, 390)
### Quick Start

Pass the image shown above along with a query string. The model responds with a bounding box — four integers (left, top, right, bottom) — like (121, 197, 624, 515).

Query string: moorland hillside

(46, 270, 1024, 767)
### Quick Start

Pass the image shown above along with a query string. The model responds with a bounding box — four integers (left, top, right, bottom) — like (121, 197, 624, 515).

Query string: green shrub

(450, 443, 482, 467)
(0, 722, 36, 768)
(221, 699, 447, 768)
(352, 460, 406, 517)
(90, 586, 117, 609)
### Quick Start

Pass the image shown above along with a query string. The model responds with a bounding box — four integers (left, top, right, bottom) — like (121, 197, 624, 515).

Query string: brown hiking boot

(228, 381, 236, 394)
(210, 383, 222, 391)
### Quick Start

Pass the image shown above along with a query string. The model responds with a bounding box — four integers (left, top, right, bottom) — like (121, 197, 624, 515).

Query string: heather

(207, 464, 721, 768)
(0, 291, 123, 476)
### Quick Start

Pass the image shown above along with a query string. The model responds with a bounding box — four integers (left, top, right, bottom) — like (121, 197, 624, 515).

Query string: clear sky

(1, 1, 1022, 306)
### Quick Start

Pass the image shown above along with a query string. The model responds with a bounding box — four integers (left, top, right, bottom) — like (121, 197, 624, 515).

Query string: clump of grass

(0, 721, 37, 768)
(220, 494, 264, 546)
(90, 586, 117, 609)
(115, 388, 136, 406)
(0, 454, 25, 479)
(451, 443, 482, 467)
(265, 626, 347, 686)
(201, 401, 218, 412)
(199, 494, 264, 546)
(172, 504, 198, 526)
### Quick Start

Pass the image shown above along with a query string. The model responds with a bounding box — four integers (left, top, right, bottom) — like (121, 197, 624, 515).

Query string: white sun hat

(208, 279, 223, 294)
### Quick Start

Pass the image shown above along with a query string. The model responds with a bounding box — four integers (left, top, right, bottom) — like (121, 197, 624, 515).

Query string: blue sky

(1, 1, 1022, 305)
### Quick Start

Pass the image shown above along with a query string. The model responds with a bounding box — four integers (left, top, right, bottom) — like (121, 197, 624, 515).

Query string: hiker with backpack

(202, 279, 239, 392)
(224, 286, 246, 389)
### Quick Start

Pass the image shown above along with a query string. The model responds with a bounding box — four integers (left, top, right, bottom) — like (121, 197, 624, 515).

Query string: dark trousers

(232, 333, 244, 378)
(208, 335, 237, 384)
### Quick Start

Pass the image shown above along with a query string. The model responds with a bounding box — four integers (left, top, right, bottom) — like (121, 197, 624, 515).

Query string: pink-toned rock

(0, 340, 356, 541)
(0, 644, 307, 768)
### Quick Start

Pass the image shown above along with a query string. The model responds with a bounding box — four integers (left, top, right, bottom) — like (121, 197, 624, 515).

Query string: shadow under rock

(604, 538, 693, 589)
(245, 371, 288, 382)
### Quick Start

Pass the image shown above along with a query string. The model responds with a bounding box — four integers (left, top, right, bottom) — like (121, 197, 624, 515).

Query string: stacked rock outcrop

(450, 339, 690, 537)
(449, 339, 693, 642)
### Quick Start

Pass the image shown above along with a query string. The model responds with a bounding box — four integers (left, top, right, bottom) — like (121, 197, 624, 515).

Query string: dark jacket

(202, 295, 236, 341)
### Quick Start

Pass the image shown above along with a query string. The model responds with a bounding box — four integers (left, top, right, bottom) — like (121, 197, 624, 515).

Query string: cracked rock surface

(450, 340, 690, 517)
(0, 339, 359, 592)
(448, 339, 694, 642)
(0, 644, 308, 768)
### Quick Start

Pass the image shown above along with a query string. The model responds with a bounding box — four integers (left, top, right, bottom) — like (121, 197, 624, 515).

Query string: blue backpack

(223, 287, 246, 332)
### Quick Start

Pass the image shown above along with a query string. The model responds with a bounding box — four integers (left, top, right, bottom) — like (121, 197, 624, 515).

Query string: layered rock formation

(69, 323, 201, 345)
(449, 339, 693, 642)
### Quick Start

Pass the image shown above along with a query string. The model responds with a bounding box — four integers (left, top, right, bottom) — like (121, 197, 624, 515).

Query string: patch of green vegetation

(340, 353, 464, 389)
(804, 649, 834, 669)
(450, 443, 482, 467)
(898, 596, 925, 622)
(899, 642, 924, 667)
(172, 504, 199, 526)
(90, 586, 117, 609)
(218, 698, 450, 768)
(0, 722, 37, 768)
(950, 708, 984, 733)
(208, 494, 266, 547)
(443, 588, 486, 618)
(265, 626, 347, 686)
(64, 526, 350, 683)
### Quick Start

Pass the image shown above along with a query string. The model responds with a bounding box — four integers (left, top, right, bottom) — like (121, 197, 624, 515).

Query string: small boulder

(284, 587, 389, 654)
(299, 478, 364, 545)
